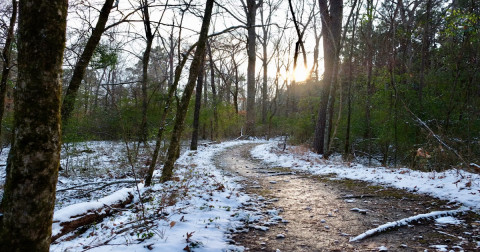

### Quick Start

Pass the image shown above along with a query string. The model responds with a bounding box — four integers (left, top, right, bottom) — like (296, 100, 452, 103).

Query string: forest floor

(0, 140, 479, 251)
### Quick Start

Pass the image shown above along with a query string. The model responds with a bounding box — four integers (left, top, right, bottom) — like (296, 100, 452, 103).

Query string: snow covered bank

(251, 142, 480, 210)
(48, 140, 266, 252)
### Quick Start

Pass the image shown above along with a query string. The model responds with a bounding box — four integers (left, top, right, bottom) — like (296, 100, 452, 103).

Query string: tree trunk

(144, 43, 197, 186)
(202, 63, 208, 140)
(61, 0, 115, 125)
(140, 1, 154, 143)
(93, 68, 107, 111)
(0, 0, 17, 141)
(313, 0, 343, 154)
(260, 6, 269, 125)
(160, 0, 214, 182)
(365, 0, 374, 165)
(345, 3, 360, 155)
(190, 59, 205, 150)
(232, 53, 240, 115)
(140, 37, 153, 142)
(0, 0, 67, 250)
(245, 0, 258, 136)
(208, 41, 218, 140)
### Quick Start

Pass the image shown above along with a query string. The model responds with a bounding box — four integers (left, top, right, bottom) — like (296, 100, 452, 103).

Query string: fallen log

(51, 185, 142, 242)
(349, 207, 469, 242)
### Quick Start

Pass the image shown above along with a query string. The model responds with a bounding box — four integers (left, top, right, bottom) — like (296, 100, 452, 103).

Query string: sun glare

(294, 66, 308, 82)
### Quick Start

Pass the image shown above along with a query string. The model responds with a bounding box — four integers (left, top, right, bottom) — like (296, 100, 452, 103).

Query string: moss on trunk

(0, 0, 67, 251)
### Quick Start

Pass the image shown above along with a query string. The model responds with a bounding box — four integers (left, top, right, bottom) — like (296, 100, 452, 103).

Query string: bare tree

(242, 0, 262, 136)
(259, 0, 281, 124)
(161, 0, 215, 182)
(61, 0, 117, 125)
(138, 0, 171, 143)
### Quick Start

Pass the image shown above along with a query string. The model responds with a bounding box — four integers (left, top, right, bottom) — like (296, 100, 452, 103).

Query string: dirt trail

(215, 143, 479, 252)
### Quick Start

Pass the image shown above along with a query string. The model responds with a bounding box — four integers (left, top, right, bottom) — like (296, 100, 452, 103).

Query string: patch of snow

(378, 245, 388, 251)
(250, 225, 269, 231)
(435, 216, 464, 225)
(429, 245, 448, 251)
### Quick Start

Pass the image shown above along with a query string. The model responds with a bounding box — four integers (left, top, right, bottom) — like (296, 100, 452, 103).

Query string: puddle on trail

(215, 143, 480, 252)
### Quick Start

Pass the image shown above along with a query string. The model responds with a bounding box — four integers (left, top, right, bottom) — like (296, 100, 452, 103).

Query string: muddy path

(215, 143, 480, 252)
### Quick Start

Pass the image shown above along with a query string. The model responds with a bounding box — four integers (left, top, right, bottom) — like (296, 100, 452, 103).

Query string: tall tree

(344, 0, 361, 155)
(243, 0, 261, 136)
(364, 0, 374, 164)
(207, 41, 219, 140)
(313, 0, 343, 155)
(259, 0, 281, 124)
(160, 0, 215, 182)
(139, 0, 154, 143)
(61, 0, 116, 125)
(0, 0, 67, 250)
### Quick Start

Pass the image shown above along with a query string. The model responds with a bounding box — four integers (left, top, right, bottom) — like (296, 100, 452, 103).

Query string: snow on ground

(0, 140, 268, 251)
(251, 142, 480, 211)
(49, 140, 268, 252)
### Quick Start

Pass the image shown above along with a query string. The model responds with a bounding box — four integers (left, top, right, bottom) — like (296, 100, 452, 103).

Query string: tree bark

(160, 0, 214, 182)
(0, 0, 67, 250)
(190, 58, 205, 150)
(61, 0, 115, 125)
(0, 0, 17, 141)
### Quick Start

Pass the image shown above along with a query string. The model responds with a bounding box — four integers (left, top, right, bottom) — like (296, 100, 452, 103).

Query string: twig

(353, 150, 383, 164)
(105, 88, 146, 220)
(337, 195, 375, 199)
(56, 180, 137, 192)
(400, 100, 467, 178)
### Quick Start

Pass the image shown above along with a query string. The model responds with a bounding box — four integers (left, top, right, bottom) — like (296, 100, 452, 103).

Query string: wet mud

(215, 143, 480, 252)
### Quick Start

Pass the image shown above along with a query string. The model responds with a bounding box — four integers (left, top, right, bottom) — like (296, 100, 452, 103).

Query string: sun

(294, 66, 309, 82)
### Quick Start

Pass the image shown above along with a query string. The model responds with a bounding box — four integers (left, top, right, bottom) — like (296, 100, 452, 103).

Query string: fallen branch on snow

(51, 185, 142, 242)
(349, 207, 469, 242)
